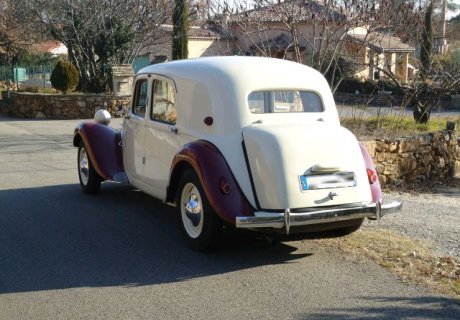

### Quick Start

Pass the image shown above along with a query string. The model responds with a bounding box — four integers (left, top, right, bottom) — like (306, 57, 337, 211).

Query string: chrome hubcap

(79, 147, 89, 185)
(181, 183, 203, 238)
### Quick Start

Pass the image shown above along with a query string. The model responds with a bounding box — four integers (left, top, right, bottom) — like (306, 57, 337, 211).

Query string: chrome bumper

(235, 201, 402, 234)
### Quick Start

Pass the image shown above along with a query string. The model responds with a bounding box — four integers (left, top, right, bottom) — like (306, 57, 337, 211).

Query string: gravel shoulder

(364, 184, 460, 259)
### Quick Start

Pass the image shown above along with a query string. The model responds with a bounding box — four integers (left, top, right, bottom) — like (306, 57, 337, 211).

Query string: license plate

(299, 172, 356, 191)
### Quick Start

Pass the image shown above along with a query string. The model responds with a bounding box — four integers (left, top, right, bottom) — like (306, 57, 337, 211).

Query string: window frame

(131, 78, 149, 118)
(150, 77, 177, 125)
(247, 89, 324, 114)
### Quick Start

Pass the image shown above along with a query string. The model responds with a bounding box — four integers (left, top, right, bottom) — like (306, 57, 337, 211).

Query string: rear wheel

(177, 170, 222, 251)
(78, 142, 102, 194)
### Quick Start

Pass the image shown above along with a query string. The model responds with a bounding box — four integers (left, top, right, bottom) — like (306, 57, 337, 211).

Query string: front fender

(73, 121, 124, 180)
(359, 142, 383, 203)
(167, 141, 255, 224)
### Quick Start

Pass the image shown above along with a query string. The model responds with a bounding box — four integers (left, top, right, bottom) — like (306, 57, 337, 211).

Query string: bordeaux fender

(73, 121, 124, 180)
(359, 142, 383, 203)
(167, 141, 255, 224)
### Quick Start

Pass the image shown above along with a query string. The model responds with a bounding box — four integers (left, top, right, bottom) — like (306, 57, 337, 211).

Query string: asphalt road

(0, 117, 459, 320)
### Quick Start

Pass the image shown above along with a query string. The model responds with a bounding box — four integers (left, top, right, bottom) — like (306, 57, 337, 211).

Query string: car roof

(136, 56, 339, 134)
(137, 56, 326, 89)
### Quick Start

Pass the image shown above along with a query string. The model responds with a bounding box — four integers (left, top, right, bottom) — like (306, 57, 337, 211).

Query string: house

(138, 1, 415, 84)
(132, 24, 234, 72)
(226, 0, 345, 63)
(224, 0, 415, 83)
(32, 41, 68, 56)
(346, 28, 415, 83)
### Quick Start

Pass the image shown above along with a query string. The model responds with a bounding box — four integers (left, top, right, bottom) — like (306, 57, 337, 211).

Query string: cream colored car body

(115, 57, 402, 236)
(123, 57, 363, 208)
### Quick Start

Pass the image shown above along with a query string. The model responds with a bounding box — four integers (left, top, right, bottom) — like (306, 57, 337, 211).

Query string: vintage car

(73, 56, 402, 250)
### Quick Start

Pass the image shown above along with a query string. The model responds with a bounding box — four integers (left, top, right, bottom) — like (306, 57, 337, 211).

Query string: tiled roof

(230, 0, 345, 23)
(348, 33, 415, 53)
(32, 41, 64, 54)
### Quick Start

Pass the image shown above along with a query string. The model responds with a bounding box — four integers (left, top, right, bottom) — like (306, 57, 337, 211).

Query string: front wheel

(176, 170, 222, 251)
(78, 142, 102, 194)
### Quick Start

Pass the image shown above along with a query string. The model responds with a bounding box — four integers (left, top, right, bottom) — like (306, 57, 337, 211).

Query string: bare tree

(17, 0, 173, 92)
(0, 0, 39, 64)
(217, 0, 424, 92)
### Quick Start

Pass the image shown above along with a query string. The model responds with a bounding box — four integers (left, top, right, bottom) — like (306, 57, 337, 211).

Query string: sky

(447, 0, 460, 19)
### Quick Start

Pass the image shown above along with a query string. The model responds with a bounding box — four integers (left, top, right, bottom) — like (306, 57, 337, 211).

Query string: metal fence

(0, 65, 54, 88)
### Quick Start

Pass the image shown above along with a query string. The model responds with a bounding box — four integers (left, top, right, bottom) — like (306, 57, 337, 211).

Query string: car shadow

(0, 183, 311, 294)
(302, 296, 460, 320)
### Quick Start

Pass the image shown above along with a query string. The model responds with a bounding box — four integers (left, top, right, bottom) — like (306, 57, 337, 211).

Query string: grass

(339, 107, 460, 139)
(314, 229, 460, 297)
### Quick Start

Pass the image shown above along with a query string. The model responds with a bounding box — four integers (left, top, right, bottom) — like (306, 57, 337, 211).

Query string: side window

(299, 92, 323, 112)
(132, 79, 148, 118)
(151, 79, 176, 125)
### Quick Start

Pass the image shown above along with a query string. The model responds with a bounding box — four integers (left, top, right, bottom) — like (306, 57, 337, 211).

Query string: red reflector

(367, 169, 377, 185)
(204, 117, 213, 126)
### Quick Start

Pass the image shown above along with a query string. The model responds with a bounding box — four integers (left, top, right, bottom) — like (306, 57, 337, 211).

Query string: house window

(151, 79, 176, 125)
(132, 79, 148, 118)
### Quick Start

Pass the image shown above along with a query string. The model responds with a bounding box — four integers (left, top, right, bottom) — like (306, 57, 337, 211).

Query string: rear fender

(73, 121, 124, 180)
(359, 142, 383, 203)
(167, 140, 254, 224)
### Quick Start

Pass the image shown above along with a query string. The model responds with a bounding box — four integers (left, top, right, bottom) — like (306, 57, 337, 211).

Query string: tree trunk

(413, 102, 431, 123)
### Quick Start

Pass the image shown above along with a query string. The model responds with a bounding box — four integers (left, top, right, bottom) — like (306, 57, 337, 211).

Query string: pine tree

(172, 0, 189, 60)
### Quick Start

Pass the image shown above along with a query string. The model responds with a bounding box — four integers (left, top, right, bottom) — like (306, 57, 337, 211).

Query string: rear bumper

(235, 201, 402, 234)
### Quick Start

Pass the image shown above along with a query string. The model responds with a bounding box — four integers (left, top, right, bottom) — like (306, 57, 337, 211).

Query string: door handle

(169, 126, 178, 134)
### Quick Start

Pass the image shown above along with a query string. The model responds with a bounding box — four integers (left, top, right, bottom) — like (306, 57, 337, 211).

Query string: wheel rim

(79, 147, 89, 186)
(180, 182, 204, 239)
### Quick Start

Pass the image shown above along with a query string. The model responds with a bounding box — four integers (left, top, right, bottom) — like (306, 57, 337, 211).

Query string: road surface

(0, 117, 458, 319)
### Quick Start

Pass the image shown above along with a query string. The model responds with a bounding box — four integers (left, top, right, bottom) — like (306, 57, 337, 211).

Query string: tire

(176, 170, 222, 251)
(78, 142, 102, 194)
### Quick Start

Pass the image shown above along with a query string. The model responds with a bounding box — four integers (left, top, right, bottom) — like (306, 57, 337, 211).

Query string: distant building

(32, 41, 68, 56)
(132, 25, 234, 73)
(346, 28, 415, 84)
(133, 0, 416, 83)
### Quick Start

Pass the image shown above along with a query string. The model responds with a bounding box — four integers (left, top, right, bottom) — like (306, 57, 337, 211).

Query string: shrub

(50, 60, 79, 94)
(337, 78, 407, 95)
(337, 78, 376, 94)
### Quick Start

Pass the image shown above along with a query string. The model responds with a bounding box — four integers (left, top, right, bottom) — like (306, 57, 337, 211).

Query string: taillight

(367, 169, 378, 185)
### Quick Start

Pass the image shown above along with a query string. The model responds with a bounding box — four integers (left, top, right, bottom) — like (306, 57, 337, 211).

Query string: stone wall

(1, 92, 131, 119)
(361, 130, 459, 187)
(1, 92, 458, 187)
(334, 92, 459, 110)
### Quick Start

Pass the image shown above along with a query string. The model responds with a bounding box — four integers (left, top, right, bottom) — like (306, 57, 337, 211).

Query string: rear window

(248, 90, 323, 114)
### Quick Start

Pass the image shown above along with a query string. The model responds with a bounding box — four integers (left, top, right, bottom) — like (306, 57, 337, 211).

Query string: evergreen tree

(172, 0, 189, 60)
(420, 1, 433, 81)
(50, 60, 79, 94)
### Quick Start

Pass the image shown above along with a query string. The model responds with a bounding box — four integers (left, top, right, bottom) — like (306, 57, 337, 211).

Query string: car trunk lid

(242, 122, 371, 210)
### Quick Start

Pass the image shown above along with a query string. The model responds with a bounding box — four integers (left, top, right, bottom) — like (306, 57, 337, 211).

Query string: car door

(142, 76, 181, 200)
(123, 76, 149, 183)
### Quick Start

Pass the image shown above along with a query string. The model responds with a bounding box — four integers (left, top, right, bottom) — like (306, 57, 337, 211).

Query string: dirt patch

(314, 229, 460, 298)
